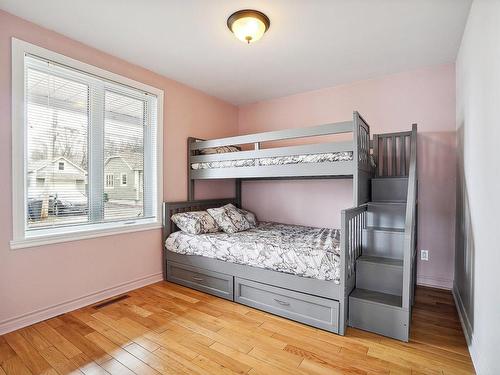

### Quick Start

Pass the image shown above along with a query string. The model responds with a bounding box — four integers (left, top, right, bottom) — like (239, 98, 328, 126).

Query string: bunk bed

(162, 111, 374, 335)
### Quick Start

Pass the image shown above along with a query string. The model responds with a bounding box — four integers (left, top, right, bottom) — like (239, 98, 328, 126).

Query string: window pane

(26, 66, 89, 230)
(104, 90, 144, 221)
(21, 52, 158, 240)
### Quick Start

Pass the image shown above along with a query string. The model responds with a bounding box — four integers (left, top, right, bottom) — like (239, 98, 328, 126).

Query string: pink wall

(0, 11, 238, 333)
(239, 65, 457, 289)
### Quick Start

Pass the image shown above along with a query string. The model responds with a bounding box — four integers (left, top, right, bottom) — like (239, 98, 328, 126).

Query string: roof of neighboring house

(105, 154, 143, 171)
(28, 156, 87, 175)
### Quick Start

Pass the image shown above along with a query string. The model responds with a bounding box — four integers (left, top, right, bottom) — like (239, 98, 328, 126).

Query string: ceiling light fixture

(227, 9, 270, 44)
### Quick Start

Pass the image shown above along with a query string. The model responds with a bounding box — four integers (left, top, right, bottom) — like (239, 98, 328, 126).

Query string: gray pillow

(207, 204, 257, 234)
(171, 211, 220, 235)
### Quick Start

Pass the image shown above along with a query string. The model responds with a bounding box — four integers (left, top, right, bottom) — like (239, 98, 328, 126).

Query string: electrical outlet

(421, 250, 429, 261)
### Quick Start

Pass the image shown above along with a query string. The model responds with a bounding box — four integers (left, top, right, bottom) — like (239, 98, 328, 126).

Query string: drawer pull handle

(273, 298, 290, 306)
(192, 277, 204, 282)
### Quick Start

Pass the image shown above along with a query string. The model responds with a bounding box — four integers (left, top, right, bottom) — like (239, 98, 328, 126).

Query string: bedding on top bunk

(165, 221, 341, 283)
(191, 151, 353, 170)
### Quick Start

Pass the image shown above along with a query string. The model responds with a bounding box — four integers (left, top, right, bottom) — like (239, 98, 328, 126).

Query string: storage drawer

(234, 277, 339, 332)
(167, 261, 233, 300)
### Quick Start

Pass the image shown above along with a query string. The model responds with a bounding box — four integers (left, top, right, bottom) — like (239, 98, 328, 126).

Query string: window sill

(10, 220, 162, 250)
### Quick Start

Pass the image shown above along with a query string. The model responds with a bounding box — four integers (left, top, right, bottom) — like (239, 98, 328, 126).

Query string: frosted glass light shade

(227, 10, 270, 44)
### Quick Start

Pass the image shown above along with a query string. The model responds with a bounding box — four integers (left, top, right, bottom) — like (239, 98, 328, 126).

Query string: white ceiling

(1, 0, 472, 105)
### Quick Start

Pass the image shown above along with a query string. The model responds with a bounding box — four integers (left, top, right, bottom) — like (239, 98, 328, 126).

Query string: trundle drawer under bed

(166, 261, 340, 333)
(166, 261, 233, 300)
(235, 277, 339, 333)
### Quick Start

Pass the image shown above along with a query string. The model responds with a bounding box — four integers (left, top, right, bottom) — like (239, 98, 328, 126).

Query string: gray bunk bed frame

(163, 111, 373, 335)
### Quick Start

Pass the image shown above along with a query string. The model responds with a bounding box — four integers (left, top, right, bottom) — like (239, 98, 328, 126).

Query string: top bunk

(188, 111, 372, 180)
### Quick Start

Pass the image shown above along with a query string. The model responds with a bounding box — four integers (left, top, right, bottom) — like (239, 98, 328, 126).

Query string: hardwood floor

(0, 282, 475, 374)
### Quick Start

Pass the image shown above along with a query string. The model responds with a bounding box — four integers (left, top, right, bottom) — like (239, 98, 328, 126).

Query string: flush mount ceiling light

(227, 9, 270, 44)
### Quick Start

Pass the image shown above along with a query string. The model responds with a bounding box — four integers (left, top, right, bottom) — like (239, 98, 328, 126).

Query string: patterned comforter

(165, 222, 341, 283)
(191, 152, 353, 170)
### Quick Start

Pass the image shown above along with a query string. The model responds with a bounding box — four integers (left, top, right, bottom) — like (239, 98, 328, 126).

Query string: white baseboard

(0, 272, 163, 335)
(417, 275, 453, 290)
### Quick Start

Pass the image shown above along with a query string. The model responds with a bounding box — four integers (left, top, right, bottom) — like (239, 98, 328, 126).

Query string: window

(121, 173, 128, 186)
(11, 39, 163, 249)
(105, 174, 114, 189)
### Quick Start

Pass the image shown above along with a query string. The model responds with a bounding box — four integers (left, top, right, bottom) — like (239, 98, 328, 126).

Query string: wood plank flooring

(0, 282, 475, 374)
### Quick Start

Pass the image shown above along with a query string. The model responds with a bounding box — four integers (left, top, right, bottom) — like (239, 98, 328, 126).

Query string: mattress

(165, 222, 341, 283)
(191, 151, 353, 170)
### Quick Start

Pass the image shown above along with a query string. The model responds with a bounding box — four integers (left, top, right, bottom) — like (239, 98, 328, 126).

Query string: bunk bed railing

(402, 124, 418, 310)
(341, 205, 368, 282)
(190, 121, 353, 150)
(339, 204, 367, 335)
(373, 130, 413, 177)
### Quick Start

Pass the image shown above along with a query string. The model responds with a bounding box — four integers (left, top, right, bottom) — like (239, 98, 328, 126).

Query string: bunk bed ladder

(347, 124, 417, 342)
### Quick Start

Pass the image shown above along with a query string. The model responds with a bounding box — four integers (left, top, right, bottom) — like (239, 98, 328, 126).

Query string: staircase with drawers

(347, 126, 418, 342)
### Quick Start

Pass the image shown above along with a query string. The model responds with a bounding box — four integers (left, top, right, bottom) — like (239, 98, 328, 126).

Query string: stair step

(349, 288, 409, 341)
(372, 177, 408, 202)
(356, 256, 403, 296)
(364, 226, 404, 233)
(362, 226, 405, 259)
(371, 200, 407, 204)
(367, 202, 406, 230)
(357, 255, 403, 268)
(350, 288, 402, 307)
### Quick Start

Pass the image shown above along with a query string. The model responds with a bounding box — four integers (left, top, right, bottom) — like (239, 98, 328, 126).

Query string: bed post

(353, 111, 373, 206)
(235, 179, 242, 207)
(352, 112, 360, 207)
(187, 137, 196, 201)
(162, 202, 169, 280)
(339, 209, 348, 335)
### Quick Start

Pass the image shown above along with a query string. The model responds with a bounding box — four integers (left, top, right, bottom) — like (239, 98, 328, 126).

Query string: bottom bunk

(163, 199, 361, 335)
(166, 221, 341, 283)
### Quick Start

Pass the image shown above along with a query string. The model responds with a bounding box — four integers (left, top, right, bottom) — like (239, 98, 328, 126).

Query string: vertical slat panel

(397, 136, 404, 176)
(341, 206, 367, 279)
(352, 218, 355, 277)
(378, 137, 383, 176)
(383, 137, 388, 176)
(349, 219, 353, 276)
(404, 135, 408, 175)
(358, 213, 362, 258)
(374, 131, 412, 178)
(397, 136, 402, 176)
(355, 215, 359, 260)
(392, 136, 397, 177)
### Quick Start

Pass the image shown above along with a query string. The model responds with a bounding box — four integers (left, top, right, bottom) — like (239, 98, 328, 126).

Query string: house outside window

(11, 39, 163, 249)
(105, 174, 114, 189)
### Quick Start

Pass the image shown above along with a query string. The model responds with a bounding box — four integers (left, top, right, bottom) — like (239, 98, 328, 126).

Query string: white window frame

(105, 173, 115, 189)
(11, 38, 164, 249)
(120, 173, 128, 186)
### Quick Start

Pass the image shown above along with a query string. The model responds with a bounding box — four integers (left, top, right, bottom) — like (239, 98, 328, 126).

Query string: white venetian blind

(25, 55, 158, 234)
(103, 90, 145, 220)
